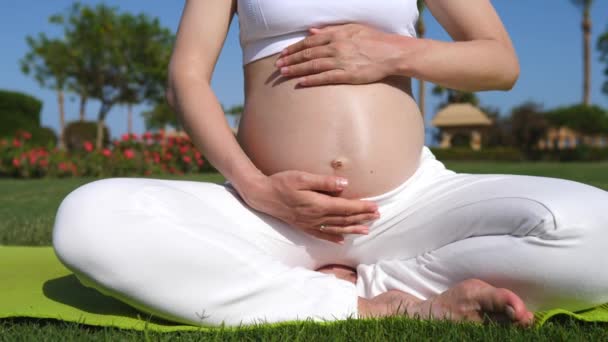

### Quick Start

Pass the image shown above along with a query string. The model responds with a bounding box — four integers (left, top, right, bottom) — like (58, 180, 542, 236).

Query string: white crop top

(236, 0, 419, 65)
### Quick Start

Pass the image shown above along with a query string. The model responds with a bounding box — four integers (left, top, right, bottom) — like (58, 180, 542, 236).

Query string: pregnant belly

(237, 56, 425, 199)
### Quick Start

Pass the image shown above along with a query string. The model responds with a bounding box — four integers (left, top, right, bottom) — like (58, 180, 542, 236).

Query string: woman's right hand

(239, 170, 380, 244)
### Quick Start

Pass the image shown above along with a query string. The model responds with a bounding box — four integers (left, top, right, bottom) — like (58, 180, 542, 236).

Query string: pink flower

(123, 149, 135, 160)
(182, 155, 192, 164)
(102, 148, 112, 157)
(83, 141, 94, 152)
(12, 158, 20, 167)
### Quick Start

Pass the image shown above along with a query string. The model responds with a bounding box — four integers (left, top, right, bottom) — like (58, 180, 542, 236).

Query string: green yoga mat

(1, 246, 607, 331)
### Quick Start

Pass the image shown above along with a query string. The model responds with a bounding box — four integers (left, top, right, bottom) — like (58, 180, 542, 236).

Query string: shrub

(1, 129, 217, 178)
(0, 90, 43, 136)
(430, 147, 523, 161)
(545, 105, 608, 135)
(63, 121, 110, 151)
(29, 126, 57, 147)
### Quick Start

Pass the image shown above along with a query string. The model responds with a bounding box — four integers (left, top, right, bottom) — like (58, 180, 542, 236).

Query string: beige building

(538, 126, 608, 150)
(431, 103, 493, 150)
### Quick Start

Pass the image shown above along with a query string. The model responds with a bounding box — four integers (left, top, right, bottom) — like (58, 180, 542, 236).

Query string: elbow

(496, 45, 520, 91)
(499, 59, 520, 91)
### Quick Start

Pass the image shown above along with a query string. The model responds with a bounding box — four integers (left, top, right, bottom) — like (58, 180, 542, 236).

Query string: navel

(330, 157, 346, 170)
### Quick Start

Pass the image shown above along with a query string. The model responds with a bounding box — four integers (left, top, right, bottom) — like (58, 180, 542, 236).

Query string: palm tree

(416, 0, 426, 119)
(571, 0, 594, 105)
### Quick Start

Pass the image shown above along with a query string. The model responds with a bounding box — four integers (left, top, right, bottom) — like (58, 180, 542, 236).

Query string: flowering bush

(0, 129, 216, 178)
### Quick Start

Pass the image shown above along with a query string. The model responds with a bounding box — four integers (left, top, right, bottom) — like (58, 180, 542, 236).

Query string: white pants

(53, 146, 608, 326)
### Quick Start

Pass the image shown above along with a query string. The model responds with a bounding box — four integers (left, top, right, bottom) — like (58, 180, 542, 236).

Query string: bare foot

(316, 264, 357, 284)
(360, 279, 534, 327)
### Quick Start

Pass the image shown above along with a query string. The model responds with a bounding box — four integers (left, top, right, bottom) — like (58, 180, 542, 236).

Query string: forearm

(390, 37, 520, 92)
(167, 72, 264, 193)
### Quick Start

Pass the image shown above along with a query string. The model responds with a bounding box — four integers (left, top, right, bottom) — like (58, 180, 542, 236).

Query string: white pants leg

(53, 146, 608, 326)
(355, 150, 608, 312)
(53, 178, 359, 326)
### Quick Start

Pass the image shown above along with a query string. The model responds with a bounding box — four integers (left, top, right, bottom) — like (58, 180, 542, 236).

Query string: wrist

(229, 170, 267, 202)
(389, 35, 428, 78)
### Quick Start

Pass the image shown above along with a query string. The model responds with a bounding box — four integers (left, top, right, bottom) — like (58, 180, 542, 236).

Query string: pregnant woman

(53, 0, 608, 327)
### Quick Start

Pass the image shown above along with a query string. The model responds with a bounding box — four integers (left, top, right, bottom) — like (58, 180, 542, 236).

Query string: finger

(281, 34, 332, 56)
(316, 224, 369, 235)
(276, 46, 334, 67)
(296, 173, 349, 192)
(309, 24, 347, 34)
(306, 229, 345, 244)
(297, 70, 349, 87)
(280, 58, 338, 77)
(321, 212, 380, 227)
(324, 197, 378, 216)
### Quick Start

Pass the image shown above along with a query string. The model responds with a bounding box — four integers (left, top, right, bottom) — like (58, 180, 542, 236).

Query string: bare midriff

(237, 52, 425, 199)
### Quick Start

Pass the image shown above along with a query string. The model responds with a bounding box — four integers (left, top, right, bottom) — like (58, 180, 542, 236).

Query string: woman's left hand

(276, 23, 409, 86)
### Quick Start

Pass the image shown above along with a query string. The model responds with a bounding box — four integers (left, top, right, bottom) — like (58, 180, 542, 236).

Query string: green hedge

(0, 90, 42, 136)
(430, 147, 523, 161)
(528, 146, 608, 162)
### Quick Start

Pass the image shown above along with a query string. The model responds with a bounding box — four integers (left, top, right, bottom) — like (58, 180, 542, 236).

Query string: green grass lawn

(1, 162, 607, 340)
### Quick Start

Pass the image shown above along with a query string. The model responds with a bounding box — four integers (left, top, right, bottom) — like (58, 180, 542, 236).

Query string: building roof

(431, 103, 493, 127)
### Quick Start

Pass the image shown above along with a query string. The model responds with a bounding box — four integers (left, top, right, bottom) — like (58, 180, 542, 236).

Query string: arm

(167, 0, 264, 194)
(277, 0, 519, 92)
(167, 1, 378, 244)
(394, 0, 520, 91)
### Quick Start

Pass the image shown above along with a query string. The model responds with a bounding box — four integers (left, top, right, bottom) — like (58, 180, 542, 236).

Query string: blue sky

(1, 1, 608, 146)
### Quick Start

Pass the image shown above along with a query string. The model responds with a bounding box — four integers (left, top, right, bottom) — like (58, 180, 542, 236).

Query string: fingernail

(506, 305, 516, 321)
(336, 178, 348, 188)
(281, 48, 288, 55)
(360, 229, 369, 235)
(280, 67, 288, 74)
(336, 240, 345, 245)
(275, 59, 284, 67)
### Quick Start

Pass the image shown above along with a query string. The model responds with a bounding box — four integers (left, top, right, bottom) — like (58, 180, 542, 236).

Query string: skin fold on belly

(236, 53, 425, 199)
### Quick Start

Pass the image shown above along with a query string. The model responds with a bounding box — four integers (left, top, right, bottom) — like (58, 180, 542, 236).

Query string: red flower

(196, 158, 204, 166)
(83, 141, 94, 152)
(153, 154, 160, 164)
(58, 162, 68, 171)
(179, 146, 189, 154)
(39, 159, 49, 168)
(194, 151, 201, 159)
(12, 158, 20, 167)
(143, 132, 153, 140)
(182, 155, 192, 164)
(121, 133, 131, 141)
(130, 133, 139, 140)
(21, 131, 32, 140)
(12, 139, 21, 148)
(124, 149, 135, 160)
(102, 148, 112, 157)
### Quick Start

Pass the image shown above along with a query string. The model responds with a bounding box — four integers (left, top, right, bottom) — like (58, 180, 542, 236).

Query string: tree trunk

(79, 95, 87, 121)
(127, 103, 133, 134)
(96, 103, 111, 150)
(57, 90, 66, 150)
(582, 12, 591, 105)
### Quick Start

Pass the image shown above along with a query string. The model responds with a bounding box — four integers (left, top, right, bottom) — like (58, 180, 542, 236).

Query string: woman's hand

(275, 23, 412, 87)
(240, 170, 380, 244)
